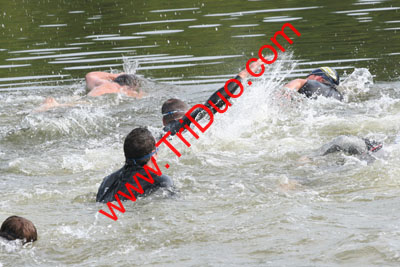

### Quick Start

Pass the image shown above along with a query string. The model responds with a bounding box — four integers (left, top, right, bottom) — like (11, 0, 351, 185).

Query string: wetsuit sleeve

(154, 174, 174, 188)
(298, 80, 314, 98)
(205, 75, 243, 112)
(166, 76, 243, 135)
(96, 169, 123, 203)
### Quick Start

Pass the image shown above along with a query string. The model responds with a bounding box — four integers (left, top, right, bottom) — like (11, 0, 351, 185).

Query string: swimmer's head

(0, 216, 37, 244)
(161, 98, 189, 126)
(114, 74, 139, 90)
(308, 67, 340, 86)
(363, 138, 383, 153)
(124, 127, 157, 166)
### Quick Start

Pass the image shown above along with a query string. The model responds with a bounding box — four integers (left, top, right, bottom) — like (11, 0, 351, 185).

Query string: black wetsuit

(164, 76, 243, 135)
(320, 135, 382, 156)
(298, 80, 343, 101)
(96, 163, 173, 203)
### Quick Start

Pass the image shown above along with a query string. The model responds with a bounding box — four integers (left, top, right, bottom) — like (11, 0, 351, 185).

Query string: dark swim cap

(308, 67, 340, 86)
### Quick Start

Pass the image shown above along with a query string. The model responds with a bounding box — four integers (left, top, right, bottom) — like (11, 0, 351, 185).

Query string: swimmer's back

(96, 165, 173, 203)
(299, 80, 343, 101)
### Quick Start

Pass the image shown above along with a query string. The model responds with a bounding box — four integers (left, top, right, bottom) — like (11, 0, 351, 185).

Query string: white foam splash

(341, 68, 374, 97)
(122, 56, 140, 75)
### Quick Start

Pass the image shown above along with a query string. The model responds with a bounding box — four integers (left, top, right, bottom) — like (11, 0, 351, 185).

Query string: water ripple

(134, 30, 184, 35)
(204, 6, 320, 17)
(39, 24, 68, 28)
(120, 19, 197, 26)
(150, 8, 200, 13)
(335, 7, 400, 14)
(188, 24, 221, 28)
(7, 50, 136, 61)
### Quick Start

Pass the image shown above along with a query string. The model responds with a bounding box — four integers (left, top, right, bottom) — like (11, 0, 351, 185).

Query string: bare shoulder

(87, 82, 121, 97)
(85, 72, 121, 90)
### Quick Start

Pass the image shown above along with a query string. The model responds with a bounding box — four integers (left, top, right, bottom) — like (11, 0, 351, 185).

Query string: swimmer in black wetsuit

(321, 135, 383, 156)
(96, 127, 173, 203)
(161, 59, 264, 135)
(285, 67, 343, 101)
(319, 135, 383, 163)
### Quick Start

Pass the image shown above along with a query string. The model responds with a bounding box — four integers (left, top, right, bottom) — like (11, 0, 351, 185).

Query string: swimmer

(0, 216, 37, 244)
(96, 127, 173, 203)
(320, 135, 383, 156)
(284, 67, 343, 101)
(161, 59, 264, 135)
(298, 135, 384, 165)
(85, 72, 143, 97)
(36, 72, 143, 112)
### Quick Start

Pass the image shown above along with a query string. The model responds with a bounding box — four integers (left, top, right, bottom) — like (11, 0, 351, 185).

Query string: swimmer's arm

(205, 59, 264, 112)
(238, 58, 264, 79)
(34, 97, 89, 112)
(120, 87, 144, 99)
(284, 79, 307, 91)
(85, 72, 123, 90)
(170, 60, 264, 133)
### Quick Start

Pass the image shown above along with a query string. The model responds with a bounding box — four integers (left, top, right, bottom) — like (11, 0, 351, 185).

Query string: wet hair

(124, 127, 156, 166)
(114, 74, 139, 89)
(161, 98, 189, 126)
(0, 216, 37, 244)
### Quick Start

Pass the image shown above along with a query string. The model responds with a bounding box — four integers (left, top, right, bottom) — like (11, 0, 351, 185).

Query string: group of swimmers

(96, 60, 383, 203)
(2, 59, 383, 244)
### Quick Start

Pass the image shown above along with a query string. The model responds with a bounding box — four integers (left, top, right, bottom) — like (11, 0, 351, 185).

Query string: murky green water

(1, 0, 400, 266)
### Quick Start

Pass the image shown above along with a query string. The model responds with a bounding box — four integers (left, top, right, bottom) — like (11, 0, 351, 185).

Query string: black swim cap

(308, 67, 340, 86)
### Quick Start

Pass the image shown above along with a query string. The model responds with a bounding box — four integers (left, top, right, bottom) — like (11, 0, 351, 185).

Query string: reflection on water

(263, 16, 302, 22)
(188, 24, 221, 28)
(0, 0, 398, 90)
(1, 0, 400, 266)
(120, 18, 197, 26)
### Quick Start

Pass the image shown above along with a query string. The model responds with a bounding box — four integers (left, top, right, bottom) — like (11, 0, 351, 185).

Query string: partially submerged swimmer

(36, 72, 143, 112)
(321, 135, 383, 156)
(0, 216, 37, 244)
(319, 135, 383, 163)
(285, 67, 343, 101)
(96, 127, 173, 203)
(85, 72, 143, 97)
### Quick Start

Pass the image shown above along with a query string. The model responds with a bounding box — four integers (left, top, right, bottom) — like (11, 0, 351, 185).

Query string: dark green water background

(1, 0, 399, 88)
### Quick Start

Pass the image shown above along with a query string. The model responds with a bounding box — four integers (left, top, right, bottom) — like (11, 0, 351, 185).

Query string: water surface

(1, 0, 400, 266)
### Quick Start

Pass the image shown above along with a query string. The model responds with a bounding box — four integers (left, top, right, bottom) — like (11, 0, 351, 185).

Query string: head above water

(0, 216, 37, 244)
(124, 127, 156, 166)
(307, 67, 340, 86)
(161, 98, 189, 126)
(363, 138, 383, 152)
(114, 74, 139, 90)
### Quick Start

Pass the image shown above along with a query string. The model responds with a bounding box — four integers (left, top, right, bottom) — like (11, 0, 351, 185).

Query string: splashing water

(122, 56, 140, 75)
(340, 68, 374, 99)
